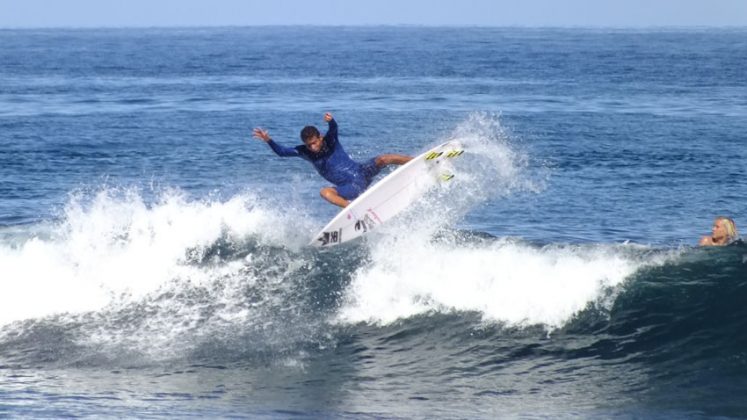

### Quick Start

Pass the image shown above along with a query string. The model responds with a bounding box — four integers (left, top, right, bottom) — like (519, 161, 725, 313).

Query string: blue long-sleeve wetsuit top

(266, 119, 369, 189)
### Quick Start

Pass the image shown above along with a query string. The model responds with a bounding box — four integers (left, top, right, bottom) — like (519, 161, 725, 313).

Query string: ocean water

(1, 26, 746, 418)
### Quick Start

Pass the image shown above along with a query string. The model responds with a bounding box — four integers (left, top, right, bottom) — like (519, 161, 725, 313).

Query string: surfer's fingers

(252, 128, 268, 139)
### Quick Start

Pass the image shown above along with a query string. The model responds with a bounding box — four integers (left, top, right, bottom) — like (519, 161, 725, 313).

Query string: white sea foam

(335, 113, 658, 328)
(336, 236, 647, 328)
(0, 188, 308, 326)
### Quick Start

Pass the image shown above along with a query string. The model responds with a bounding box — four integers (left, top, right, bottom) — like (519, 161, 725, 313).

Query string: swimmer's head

(713, 216, 738, 243)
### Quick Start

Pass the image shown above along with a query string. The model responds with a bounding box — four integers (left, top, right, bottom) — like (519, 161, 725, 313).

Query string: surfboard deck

(310, 140, 464, 247)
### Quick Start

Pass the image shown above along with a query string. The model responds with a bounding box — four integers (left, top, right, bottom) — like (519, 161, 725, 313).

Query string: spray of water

(335, 113, 667, 328)
(0, 187, 310, 326)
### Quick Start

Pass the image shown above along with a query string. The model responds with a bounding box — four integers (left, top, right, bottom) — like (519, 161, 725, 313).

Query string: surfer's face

(304, 135, 323, 153)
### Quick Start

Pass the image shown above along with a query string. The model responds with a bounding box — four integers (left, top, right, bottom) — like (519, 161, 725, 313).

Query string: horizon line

(2, 23, 747, 31)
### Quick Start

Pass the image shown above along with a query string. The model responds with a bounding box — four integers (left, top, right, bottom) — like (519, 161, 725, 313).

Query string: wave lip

(0, 188, 311, 326)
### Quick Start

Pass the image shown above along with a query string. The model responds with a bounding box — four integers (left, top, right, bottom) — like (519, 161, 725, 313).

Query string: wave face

(2, 196, 746, 416)
(1, 113, 746, 418)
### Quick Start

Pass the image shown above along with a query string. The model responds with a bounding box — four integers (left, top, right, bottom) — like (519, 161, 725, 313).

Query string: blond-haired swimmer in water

(699, 216, 739, 246)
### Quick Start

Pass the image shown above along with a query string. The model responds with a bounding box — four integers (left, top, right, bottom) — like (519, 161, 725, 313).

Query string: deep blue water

(1, 27, 746, 418)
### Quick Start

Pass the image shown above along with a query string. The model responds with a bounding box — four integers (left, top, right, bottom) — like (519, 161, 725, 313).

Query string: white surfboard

(311, 140, 464, 247)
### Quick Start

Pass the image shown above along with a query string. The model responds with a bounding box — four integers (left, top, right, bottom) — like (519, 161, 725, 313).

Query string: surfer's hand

(323, 112, 333, 122)
(252, 128, 271, 142)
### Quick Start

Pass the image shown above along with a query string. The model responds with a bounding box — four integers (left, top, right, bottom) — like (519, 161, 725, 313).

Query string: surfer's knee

(320, 187, 350, 208)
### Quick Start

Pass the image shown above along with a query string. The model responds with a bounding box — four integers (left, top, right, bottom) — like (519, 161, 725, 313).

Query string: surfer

(253, 113, 412, 207)
(699, 216, 739, 246)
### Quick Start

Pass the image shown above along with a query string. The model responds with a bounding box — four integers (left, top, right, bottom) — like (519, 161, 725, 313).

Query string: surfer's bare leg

(375, 154, 412, 167)
(320, 187, 350, 208)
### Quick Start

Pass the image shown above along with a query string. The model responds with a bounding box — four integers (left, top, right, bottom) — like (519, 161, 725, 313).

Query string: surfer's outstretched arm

(252, 128, 300, 157)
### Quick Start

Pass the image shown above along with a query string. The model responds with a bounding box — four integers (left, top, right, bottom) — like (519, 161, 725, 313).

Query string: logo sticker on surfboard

(317, 229, 342, 246)
(354, 212, 378, 233)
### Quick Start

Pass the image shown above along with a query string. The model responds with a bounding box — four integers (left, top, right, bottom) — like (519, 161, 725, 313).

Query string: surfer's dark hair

(300, 126, 320, 142)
